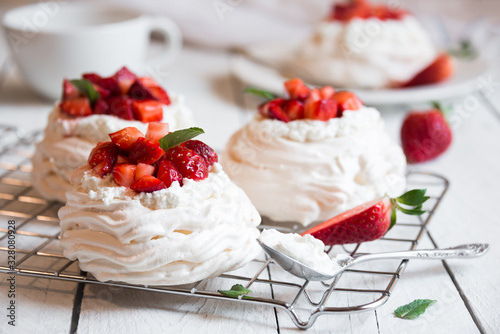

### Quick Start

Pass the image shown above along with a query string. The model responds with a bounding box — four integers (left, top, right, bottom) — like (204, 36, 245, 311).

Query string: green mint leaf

(159, 127, 205, 151)
(396, 189, 429, 206)
(218, 284, 254, 299)
(395, 299, 437, 319)
(244, 87, 277, 100)
(448, 39, 478, 60)
(70, 79, 100, 106)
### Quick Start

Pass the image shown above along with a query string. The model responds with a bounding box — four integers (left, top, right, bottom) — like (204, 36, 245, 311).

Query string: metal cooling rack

(0, 125, 449, 330)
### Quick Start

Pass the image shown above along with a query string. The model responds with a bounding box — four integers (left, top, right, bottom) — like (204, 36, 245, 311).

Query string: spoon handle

(353, 243, 489, 263)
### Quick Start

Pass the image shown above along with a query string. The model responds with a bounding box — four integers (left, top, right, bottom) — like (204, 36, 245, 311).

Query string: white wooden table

(1, 2, 500, 333)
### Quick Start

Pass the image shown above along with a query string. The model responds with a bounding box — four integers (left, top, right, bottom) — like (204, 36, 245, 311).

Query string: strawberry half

(400, 104, 452, 163)
(402, 53, 454, 87)
(302, 189, 429, 245)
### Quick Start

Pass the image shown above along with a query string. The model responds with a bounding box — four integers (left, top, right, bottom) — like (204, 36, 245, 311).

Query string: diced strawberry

(284, 78, 310, 101)
(96, 77, 121, 96)
(135, 163, 156, 180)
(371, 5, 408, 20)
(62, 79, 81, 100)
(402, 53, 454, 87)
(112, 164, 137, 187)
(107, 96, 135, 120)
(333, 91, 363, 115)
(304, 88, 321, 106)
(331, 0, 370, 21)
(302, 197, 392, 245)
(129, 77, 171, 105)
(128, 137, 165, 164)
(130, 175, 166, 193)
(113, 66, 137, 95)
(166, 147, 208, 181)
(156, 159, 183, 187)
(319, 86, 335, 99)
(182, 140, 218, 166)
(59, 97, 93, 117)
(132, 100, 164, 123)
(116, 154, 131, 164)
(305, 99, 338, 121)
(145, 122, 170, 145)
(93, 98, 110, 114)
(88, 141, 117, 177)
(258, 98, 290, 122)
(82, 73, 102, 85)
(284, 99, 305, 121)
(109, 127, 145, 152)
(92, 83, 111, 99)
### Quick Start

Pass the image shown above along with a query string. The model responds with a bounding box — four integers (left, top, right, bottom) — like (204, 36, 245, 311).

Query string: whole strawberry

(400, 103, 452, 163)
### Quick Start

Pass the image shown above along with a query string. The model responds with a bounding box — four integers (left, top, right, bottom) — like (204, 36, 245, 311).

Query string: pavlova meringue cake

(32, 67, 194, 202)
(223, 79, 406, 226)
(291, 0, 441, 88)
(58, 125, 261, 285)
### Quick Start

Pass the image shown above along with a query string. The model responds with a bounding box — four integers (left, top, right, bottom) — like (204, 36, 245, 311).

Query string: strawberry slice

(157, 159, 183, 187)
(129, 77, 171, 104)
(400, 105, 452, 163)
(283, 99, 305, 121)
(130, 175, 166, 193)
(284, 78, 310, 100)
(113, 66, 137, 95)
(305, 99, 338, 121)
(258, 98, 290, 122)
(59, 97, 93, 117)
(166, 147, 209, 181)
(88, 141, 117, 177)
(302, 190, 429, 245)
(109, 127, 145, 152)
(182, 140, 218, 166)
(62, 79, 81, 100)
(128, 137, 165, 164)
(113, 164, 137, 187)
(402, 53, 454, 87)
(333, 91, 363, 115)
(135, 163, 156, 180)
(132, 100, 164, 123)
(107, 96, 135, 120)
(145, 122, 170, 145)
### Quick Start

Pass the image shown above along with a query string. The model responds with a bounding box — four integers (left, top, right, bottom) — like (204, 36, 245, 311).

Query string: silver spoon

(257, 240, 489, 281)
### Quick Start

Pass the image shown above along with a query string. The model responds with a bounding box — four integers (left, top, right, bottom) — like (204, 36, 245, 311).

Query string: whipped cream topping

(31, 93, 194, 202)
(292, 16, 437, 88)
(222, 106, 407, 226)
(259, 229, 339, 275)
(59, 163, 262, 285)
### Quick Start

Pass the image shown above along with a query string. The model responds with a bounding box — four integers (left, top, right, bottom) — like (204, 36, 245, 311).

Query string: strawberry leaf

(396, 189, 429, 206)
(70, 79, 100, 106)
(159, 127, 205, 151)
(394, 299, 437, 319)
(218, 284, 254, 299)
(396, 204, 426, 216)
(244, 87, 277, 100)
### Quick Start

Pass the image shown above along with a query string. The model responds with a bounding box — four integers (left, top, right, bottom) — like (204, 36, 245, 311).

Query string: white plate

(230, 49, 490, 106)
